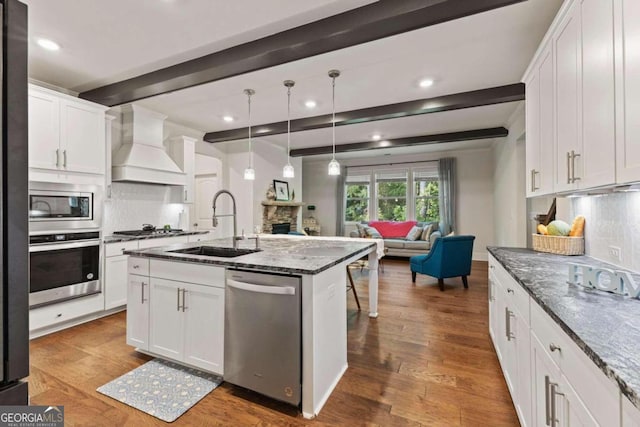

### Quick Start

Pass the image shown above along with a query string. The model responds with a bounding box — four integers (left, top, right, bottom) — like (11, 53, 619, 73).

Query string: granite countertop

(104, 230, 210, 244)
(124, 235, 376, 275)
(488, 247, 640, 410)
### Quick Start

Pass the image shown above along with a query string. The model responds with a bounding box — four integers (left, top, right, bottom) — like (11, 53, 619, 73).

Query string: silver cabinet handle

(566, 151, 572, 184)
(505, 307, 515, 341)
(55, 149, 61, 168)
(549, 343, 561, 353)
(488, 280, 493, 302)
(133, 265, 140, 269)
(63, 149, 67, 168)
(507, 288, 514, 294)
(141, 282, 147, 304)
(545, 375, 552, 426)
(531, 169, 535, 192)
(182, 289, 187, 312)
(571, 150, 580, 183)
(550, 382, 564, 427)
(176, 287, 181, 311)
(184, 189, 188, 201)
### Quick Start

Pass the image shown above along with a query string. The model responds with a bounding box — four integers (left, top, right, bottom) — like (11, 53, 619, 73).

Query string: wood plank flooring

(29, 259, 518, 426)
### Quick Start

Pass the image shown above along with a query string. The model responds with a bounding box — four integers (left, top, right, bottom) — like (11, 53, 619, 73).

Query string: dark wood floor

(29, 259, 518, 426)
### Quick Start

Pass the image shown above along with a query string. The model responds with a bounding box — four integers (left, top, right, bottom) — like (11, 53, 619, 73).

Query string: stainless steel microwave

(29, 182, 102, 232)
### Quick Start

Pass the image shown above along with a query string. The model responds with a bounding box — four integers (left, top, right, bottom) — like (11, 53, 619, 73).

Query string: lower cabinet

(489, 254, 624, 426)
(104, 255, 129, 309)
(127, 257, 225, 375)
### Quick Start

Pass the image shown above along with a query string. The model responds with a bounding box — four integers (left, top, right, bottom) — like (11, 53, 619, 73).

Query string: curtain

(438, 157, 456, 234)
(335, 166, 347, 236)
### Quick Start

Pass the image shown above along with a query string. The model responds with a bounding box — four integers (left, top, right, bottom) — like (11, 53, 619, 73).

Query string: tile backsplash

(103, 182, 185, 235)
(568, 191, 640, 272)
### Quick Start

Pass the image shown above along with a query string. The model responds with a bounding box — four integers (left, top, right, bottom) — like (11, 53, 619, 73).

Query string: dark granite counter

(124, 235, 376, 275)
(488, 247, 640, 410)
(104, 230, 209, 244)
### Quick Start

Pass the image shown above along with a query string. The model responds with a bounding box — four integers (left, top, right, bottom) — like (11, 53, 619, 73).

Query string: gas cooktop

(113, 229, 183, 236)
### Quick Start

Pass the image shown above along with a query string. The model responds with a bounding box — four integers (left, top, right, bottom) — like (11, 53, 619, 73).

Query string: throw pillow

(430, 230, 442, 247)
(355, 223, 367, 238)
(363, 225, 383, 239)
(405, 225, 423, 241)
(420, 224, 434, 241)
(447, 231, 456, 237)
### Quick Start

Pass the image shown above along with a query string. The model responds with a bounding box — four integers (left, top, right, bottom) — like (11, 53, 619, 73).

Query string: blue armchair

(409, 235, 475, 291)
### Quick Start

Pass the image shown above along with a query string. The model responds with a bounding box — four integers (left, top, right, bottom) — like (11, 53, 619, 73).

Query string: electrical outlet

(609, 246, 622, 263)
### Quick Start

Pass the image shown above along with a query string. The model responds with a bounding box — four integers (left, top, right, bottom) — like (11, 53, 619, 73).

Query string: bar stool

(346, 265, 361, 311)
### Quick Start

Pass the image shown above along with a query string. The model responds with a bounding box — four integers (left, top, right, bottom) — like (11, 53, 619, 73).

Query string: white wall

(567, 192, 640, 272)
(302, 148, 495, 260)
(492, 104, 527, 247)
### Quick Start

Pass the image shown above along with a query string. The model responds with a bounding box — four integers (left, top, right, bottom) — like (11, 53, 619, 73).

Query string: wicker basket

(532, 234, 584, 255)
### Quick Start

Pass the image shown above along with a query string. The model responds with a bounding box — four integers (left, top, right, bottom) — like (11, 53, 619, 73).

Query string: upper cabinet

(28, 85, 107, 175)
(524, 0, 620, 196)
(615, 0, 640, 183)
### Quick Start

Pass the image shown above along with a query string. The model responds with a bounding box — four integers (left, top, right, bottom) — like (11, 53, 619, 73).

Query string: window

(343, 162, 439, 224)
(344, 173, 370, 222)
(414, 170, 439, 223)
(376, 171, 407, 221)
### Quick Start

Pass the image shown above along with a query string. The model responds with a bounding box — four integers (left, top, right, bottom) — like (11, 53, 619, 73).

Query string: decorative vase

(266, 184, 276, 201)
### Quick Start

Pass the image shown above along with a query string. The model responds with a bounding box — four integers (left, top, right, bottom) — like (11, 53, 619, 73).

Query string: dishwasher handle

(227, 279, 296, 295)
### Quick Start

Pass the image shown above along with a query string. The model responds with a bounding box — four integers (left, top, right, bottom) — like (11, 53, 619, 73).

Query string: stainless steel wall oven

(29, 231, 101, 308)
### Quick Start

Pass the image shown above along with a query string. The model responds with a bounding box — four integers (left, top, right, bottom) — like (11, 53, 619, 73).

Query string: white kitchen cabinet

(128, 258, 225, 374)
(182, 282, 224, 373)
(169, 136, 196, 204)
(126, 274, 149, 350)
(623, 396, 640, 427)
(149, 278, 184, 360)
(488, 268, 501, 349)
(525, 43, 554, 197)
(104, 255, 129, 310)
(615, 0, 640, 184)
(579, 0, 616, 189)
(28, 85, 107, 175)
(553, 2, 582, 193)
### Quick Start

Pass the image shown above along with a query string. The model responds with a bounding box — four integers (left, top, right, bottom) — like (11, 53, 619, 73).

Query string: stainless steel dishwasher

(224, 269, 302, 406)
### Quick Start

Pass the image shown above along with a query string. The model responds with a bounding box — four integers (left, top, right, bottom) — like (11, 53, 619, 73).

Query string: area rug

(97, 359, 223, 422)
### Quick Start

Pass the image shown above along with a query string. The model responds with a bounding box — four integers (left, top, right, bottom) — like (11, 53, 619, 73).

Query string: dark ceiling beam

(204, 84, 523, 143)
(289, 127, 508, 157)
(79, 0, 526, 106)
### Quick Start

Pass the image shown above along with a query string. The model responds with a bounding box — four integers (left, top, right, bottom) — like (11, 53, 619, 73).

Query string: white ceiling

(24, 0, 562, 158)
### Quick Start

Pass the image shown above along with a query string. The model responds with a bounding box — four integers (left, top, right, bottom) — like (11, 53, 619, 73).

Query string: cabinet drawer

(531, 300, 618, 424)
(491, 257, 530, 324)
(128, 257, 149, 276)
(623, 395, 640, 427)
(138, 236, 189, 250)
(30, 292, 104, 331)
(150, 259, 225, 288)
(105, 240, 139, 257)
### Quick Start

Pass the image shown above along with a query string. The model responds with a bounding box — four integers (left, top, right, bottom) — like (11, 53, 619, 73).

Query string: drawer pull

(121, 247, 126, 251)
(56, 313, 62, 318)
(507, 288, 514, 294)
(133, 265, 140, 269)
(549, 343, 561, 353)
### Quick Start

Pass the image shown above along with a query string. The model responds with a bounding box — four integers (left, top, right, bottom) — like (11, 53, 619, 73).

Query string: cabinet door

(554, 3, 582, 193)
(105, 255, 128, 310)
(60, 99, 105, 174)
(580, 0, 616, 189)
(182, 283, 224, 374)
(560, 375, 598, 426)
(28, 89, 60, 170)
(512, 304, 532, 426)
(538, 45, 555, 195)
(525, 71, 541, 197)
(149, 278, 184, 361)
(488, 269, 500, 347)
(532, 332, 563, 427)
(616, 0, 640, 183)
(126, 275, 149, 350)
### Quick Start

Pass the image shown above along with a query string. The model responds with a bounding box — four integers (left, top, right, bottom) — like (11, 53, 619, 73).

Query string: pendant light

(327, 69, 341, 176)
(283, 80, 295, 178)
(243, 88, 256, 181)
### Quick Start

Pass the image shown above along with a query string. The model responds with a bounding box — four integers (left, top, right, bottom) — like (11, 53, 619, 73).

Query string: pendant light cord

(287, 86, 291, 165)
(248, 91, 253, 168)
(332, 75, 336, 160)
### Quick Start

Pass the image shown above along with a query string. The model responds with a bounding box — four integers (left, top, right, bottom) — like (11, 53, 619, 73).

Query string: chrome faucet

(212, 190, 259, 250)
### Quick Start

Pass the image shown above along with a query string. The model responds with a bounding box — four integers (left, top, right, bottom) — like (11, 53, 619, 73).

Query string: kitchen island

(124, 235, 379, 418)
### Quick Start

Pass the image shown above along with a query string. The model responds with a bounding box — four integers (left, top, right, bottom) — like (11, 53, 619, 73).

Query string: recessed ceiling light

(305, 100, 317, 109)
(36, 38, 60, 51)
(419, 78, 434, 88)
(372, 134, 382, 141)
(223, 116, 234, 123)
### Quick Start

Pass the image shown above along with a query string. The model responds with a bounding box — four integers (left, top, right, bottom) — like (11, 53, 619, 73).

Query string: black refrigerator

(0, 0, 28, 405)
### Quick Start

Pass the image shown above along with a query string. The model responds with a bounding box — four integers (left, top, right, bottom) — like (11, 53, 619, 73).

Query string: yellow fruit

(537, 224, 548, 235)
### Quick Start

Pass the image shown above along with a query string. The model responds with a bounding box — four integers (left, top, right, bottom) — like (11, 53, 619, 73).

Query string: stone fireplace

(261, 201, 304, 233)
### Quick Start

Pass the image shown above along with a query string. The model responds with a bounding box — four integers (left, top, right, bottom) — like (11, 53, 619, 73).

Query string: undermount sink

(169, 246, 261, 258)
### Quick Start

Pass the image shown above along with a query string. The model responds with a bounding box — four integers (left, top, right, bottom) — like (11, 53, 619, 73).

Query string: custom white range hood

(112, 104, 186, 185)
